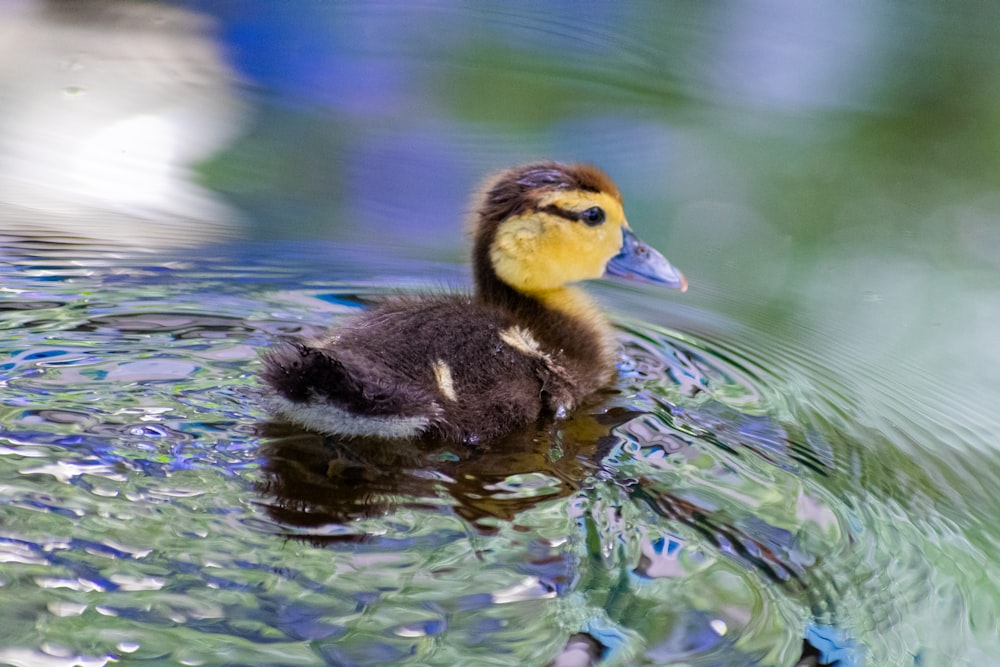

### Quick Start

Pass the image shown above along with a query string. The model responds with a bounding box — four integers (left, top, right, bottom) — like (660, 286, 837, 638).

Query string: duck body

(263, 294, 607, 443)
(261, 162, 686, 444)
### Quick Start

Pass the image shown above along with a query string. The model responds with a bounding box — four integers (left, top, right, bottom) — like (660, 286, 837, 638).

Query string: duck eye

(582, 207, 605, 226)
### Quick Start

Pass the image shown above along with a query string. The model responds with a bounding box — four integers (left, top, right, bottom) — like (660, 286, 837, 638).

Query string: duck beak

(605, 227, 688, 291)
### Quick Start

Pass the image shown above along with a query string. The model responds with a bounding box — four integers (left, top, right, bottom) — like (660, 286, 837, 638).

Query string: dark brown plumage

(262, 298, 576, 443)
(261, 162, 686, 444)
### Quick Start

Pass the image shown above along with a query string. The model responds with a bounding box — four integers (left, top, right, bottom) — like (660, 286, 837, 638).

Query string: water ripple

(611, 313, 1000, 663)
(1, 246, 996, 664)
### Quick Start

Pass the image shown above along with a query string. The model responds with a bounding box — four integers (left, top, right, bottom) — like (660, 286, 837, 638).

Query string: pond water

(2, 2, 1000, 666)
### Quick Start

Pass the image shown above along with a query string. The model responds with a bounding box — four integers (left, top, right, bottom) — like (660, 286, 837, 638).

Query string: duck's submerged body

(261, 162, 686, 444)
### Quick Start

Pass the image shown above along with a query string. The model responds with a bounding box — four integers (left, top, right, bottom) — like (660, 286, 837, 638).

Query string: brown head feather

(474, 162, 620, 230)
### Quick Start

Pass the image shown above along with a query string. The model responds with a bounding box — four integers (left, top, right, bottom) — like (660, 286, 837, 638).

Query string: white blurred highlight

(76, 115, 176, 204)
(0, 0, 246, 248)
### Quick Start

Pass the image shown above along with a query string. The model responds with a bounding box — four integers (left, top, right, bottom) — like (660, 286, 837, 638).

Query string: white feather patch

(431, 359, 458, 402)
(499, 326, 547, 358)
(267, 394, 431, 439)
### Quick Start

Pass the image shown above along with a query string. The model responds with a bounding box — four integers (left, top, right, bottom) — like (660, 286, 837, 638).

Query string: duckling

(261, 162, 686, 444)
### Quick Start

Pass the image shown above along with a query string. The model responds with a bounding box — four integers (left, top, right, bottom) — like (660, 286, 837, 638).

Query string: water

(0, 245, 824, 666)
(3, 1, 1000, 666)
(0, 240, 993, 666)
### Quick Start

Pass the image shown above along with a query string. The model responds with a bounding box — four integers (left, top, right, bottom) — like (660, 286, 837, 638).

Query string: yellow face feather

(489, 190, 627, 293)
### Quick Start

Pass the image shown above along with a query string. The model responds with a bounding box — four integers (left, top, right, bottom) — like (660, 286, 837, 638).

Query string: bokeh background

(4, 0, 998, 404)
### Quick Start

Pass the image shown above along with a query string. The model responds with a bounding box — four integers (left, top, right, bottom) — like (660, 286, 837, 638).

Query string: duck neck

(474, 264, 616, 367)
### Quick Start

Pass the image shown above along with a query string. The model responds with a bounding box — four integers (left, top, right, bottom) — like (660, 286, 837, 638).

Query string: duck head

(473, 162, 687, 297)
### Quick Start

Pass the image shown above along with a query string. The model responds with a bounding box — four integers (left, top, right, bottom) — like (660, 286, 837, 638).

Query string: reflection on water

(259, 406, 629, 533)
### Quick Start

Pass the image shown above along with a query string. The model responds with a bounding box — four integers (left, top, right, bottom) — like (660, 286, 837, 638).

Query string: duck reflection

(258, 402, 638, 536)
